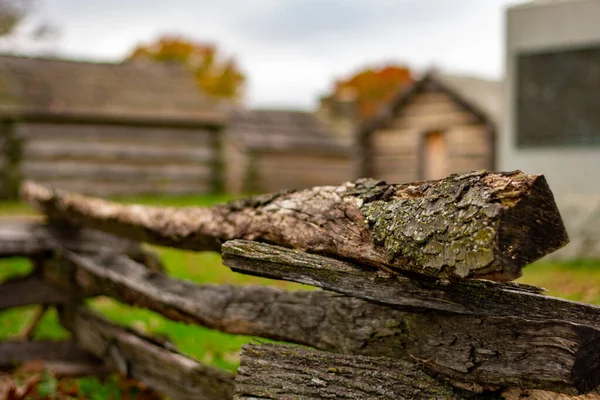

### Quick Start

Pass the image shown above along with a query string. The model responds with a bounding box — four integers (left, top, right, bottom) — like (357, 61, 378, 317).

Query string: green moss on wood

(360, 172, 503, 278)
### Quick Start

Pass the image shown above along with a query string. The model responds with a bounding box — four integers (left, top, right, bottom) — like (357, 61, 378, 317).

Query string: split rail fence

(2, 170, 600, 399)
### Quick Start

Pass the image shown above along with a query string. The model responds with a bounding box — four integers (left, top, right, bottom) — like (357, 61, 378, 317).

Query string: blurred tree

(0, 0, 58, 52)
(331, 64, 413, 119)
(0, 0, 24, 36)
(125, 36, 246, 101)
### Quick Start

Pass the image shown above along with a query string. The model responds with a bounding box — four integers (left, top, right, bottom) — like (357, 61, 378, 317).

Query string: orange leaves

(125, 35, 245, 101)
(332, 64, 413, 119)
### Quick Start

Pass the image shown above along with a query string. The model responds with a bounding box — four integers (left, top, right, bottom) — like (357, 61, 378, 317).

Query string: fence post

(0, 119, 22, 200)
(209, 124, 225, 194)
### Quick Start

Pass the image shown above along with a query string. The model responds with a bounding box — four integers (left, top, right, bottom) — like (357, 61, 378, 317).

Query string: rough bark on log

(222, 240, 600, 328)
(58, 305, 234, 400)
(501, 388, 600, 400)
(0, 220, 164, 272)
(0, 340, 100, 368)
(0, 275, 80, 310)
(234, 344, 480, 400)
(21, 170, 568, 281)
(44, 251, 600, 393)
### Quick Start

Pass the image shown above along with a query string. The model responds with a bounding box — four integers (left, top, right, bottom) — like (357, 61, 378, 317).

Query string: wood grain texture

(501, 388, 600, 400)
(222, 240, 600, 327)
(22, 161, 212, 182)
(43, 251, 600, 393)
(234, 344, 478, 400)
(22, 170, 568, 281)
(59, 305, 234, 400)
(34, 180, 212, 197)
(17, 123, 214, 146)
(22, 140, 214, 165)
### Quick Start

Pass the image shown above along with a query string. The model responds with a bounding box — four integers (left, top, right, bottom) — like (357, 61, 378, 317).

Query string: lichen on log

(21, 170, 568, 281)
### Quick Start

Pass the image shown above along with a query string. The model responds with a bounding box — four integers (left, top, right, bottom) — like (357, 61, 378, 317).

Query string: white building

(502, 0, 600, 258)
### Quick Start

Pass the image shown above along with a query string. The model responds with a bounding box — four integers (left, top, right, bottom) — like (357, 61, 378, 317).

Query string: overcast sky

(17, 0, 524, 109)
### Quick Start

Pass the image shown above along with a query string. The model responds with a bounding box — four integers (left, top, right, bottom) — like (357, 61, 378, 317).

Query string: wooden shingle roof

(228, 108, 348, 154)
(0, 55, 223, 126)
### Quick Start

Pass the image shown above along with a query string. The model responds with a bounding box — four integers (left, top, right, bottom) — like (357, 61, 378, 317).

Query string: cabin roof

(228, 108, 348, 154)
(0, 55, 223, 126)
(358, 70, 502, 137)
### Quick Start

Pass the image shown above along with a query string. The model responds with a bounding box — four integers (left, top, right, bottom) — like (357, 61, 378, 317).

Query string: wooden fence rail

(2, 171, 600, 399)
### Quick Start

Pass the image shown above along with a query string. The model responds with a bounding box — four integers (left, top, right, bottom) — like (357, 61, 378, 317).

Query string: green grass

(0, 200, 35, 216)
(518, 259, 600, 304)
(1, 195, 600, 396)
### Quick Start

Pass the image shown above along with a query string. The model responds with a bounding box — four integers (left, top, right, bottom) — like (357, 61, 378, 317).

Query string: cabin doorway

(421, 130, 447, 181)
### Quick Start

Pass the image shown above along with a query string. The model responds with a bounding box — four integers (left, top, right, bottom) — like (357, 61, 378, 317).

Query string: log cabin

(356, 70, 502, 183)
(0, 55, 225, 198)
(225, 108, 352, 193)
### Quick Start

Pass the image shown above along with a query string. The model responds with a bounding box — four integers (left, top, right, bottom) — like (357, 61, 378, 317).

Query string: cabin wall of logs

(0, 120, 224, 199)
(2, 171, 600, 399)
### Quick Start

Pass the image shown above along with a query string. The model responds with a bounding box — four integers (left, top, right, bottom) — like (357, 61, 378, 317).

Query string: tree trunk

(42, 250, 600, 394)
(21, 170, 568, 281)
(234, 344, 481, 400)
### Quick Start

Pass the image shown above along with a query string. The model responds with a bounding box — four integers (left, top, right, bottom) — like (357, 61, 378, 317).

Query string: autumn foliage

(125, 36, 246, 100)
(331, 65, 413, 119)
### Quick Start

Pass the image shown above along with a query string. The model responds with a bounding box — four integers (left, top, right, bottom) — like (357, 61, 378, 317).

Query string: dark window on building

(516, 46, 600, 147)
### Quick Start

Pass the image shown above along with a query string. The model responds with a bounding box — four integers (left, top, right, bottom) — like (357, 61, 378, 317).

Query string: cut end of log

(492, 173, 570, 281)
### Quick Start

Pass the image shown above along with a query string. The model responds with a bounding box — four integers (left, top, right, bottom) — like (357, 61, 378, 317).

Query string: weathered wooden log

(237, 347, 600, 400)
(222, 240, 600, 327)
(58, 305, 234, 400)
(234, 344, 481, 400)
(21, 170, 568, 281)
(43, 251, 600, 393)
(0, 275, 80, 310)
(501, 388, 600, 400)
(0, 219, 164, 271)
(0, 340, 100, 368)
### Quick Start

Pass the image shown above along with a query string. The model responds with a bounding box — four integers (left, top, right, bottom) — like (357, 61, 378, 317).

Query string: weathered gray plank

(22, 161, 212, 182)
(44, 251, 600, 393)
(0, 275, 80, 310)
(0, 340, 100, 368)
(21, 171, 568, 281)
(17, 123, 215, 146)
(221, 240, 600, 327)
(34, 180, 212, 197)
(0, 220, 164, 271)
(59, 305, 234, 400)
(23, 141, 214, 164)
(234, 344, 477, 400)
